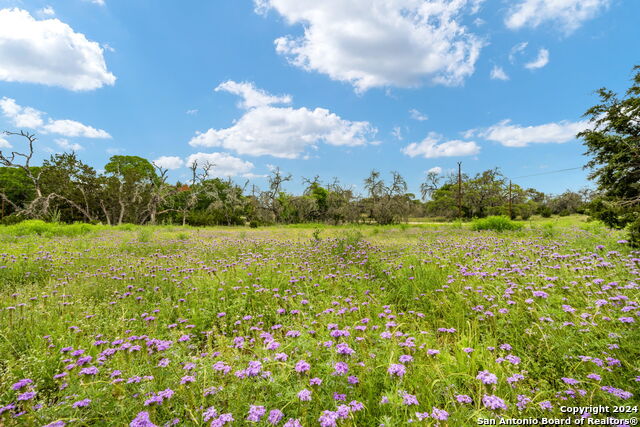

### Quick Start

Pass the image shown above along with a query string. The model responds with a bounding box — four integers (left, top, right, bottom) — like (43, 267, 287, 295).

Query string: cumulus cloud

(409, 109, 428, 121)
(524, 48, 549, 70)
(0, 136, 11, 148)
(189, 81, 376, 159)
(505, 0, 610, 33)
(152, 156, 185, 170)
(490, 65, 509, 80)
(55, 138, 83, 151)
(185, 152, 255, 177)
(256, 0, 483, 92)
(402, 132, 480, 158)
(427, 166, 443, 174)
(43, 119, 110, 138)
(0, 97, 111, 139)
(38, 6, 56, 17)
(216, 81, 291, 109)
(0, 8, 115, 91)
(472, 119, 588, 147)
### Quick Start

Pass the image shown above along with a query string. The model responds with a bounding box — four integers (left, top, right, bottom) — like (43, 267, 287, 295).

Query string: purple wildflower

(297, 389, 312, 401)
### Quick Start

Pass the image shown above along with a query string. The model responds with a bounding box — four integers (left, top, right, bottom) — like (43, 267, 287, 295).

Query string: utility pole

(457, 162, 462, 220)
(509, 180, 513, 219)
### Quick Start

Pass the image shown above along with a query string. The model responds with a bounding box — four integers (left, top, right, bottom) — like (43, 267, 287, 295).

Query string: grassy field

(0, 220, 638, 426)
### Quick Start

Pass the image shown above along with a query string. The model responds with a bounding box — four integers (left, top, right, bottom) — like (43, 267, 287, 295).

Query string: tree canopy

(579, 65, 640, 245)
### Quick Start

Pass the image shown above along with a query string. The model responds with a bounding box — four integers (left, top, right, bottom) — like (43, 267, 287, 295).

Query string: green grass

(0, 221, 637, 426)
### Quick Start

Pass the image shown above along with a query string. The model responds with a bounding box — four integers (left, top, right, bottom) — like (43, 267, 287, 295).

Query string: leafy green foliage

(579, 65, 640, 245)
(471, 215, 524, 232)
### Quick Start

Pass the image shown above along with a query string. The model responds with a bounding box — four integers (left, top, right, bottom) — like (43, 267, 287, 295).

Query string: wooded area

(0, 130, 591, 226)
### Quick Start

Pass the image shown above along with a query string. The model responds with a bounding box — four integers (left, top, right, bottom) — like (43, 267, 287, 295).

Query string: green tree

(102, 155, 158, 224)
(41, 152, 101, 222)
(578, 65, 640, 245)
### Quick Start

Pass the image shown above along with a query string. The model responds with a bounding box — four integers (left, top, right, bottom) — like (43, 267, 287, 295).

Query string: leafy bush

(471, 216, 523, 232)
(1, 214, 23, 225)
(629, 217, 640, 248)
(0, 220, 94, 237)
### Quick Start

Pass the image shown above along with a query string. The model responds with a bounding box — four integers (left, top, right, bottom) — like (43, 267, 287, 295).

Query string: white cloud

(474, 119, 588, 147)
(0, 8, 115, 91)
(0, 97, 44, 128)
(0, 97, 111, 139)
(409, 108, 428, 121)
(256, 0, 483, 92)
(189, 81, 376, 159)
(55, 138, 83, 151)
(402, 132, 480, 158)
(38, 6, 56, 17)
(216, 81, 291, 109)
(505, 0, 610, 33)
(490, 65, 509, 80)
(509, 41, 528, 64)
(185, 152, 255, 177)
(43, 119, 110, 138)
(392, 126, 403, 140)
(85, 0, 106, 5)
(524, 48, 549, 70)
(153, 156, 184, 170)
(427, 166, 443, 174)
(0, 136, 11, 148)
(186, 109, 199, 115)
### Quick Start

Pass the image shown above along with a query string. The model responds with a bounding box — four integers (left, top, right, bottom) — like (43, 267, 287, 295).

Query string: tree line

(0, 130, 591, 226)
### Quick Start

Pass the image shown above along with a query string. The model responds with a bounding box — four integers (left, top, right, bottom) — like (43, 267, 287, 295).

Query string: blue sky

(0, 0, 638, 197)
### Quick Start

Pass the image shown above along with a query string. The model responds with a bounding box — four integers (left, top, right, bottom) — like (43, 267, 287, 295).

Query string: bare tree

(420, 170, 441, 201)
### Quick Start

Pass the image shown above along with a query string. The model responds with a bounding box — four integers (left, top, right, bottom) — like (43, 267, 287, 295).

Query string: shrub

(0, 220, 94, 237)
(1, 214, 23, 225)
(471, 216, 523, 232)
(629, 217, 640, 248)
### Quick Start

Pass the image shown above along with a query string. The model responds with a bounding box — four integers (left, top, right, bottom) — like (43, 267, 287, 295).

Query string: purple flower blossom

(482, 394, 508, 410)
(431, 407, 449, 421)
(203, 407, 218, 422)
(72, 398, 91, 408)
(267, 409, 284, 425)
(79, 366, 99, 375)
(601, 386, 633, 399)
(17, 391, 36, 401)
(12, 379, 33, 390)
(333, 362, 349, 376)
(399, 354, 413, 363)
(539, 401, 553, 410)
(130, 411, 157, 427)
(295, 360, 310, 373)
(247, 405, 266, 422)
(476, 370, 498, 385)
(456, 394, 472, 404)
(402, 392, 419, 406)
(388, 363, 406, 377)
(318, 410, 338, 427)
(297, 389, 312, 401)
(336, 342, 355, 355)
(180, 375, 195, 384)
